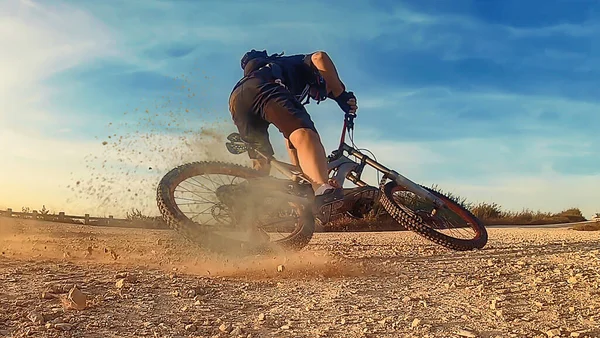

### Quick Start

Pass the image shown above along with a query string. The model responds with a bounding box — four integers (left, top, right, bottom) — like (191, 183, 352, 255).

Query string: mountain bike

(156, 113, 488, 254)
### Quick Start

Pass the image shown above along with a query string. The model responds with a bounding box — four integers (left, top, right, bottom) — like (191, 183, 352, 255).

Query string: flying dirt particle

(102, 141, 108, 145)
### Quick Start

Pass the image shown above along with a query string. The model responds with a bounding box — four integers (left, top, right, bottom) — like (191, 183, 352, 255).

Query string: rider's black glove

(330, 91, 357, 115)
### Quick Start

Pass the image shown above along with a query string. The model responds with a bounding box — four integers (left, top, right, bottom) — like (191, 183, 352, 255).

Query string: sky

(1, 0, 599, 218)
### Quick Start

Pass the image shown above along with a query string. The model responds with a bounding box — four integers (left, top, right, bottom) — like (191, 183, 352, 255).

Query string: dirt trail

(1, 217, 599, 338)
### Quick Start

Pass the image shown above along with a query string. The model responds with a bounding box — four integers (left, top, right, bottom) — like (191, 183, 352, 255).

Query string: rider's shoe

(313, 187, 345, 224)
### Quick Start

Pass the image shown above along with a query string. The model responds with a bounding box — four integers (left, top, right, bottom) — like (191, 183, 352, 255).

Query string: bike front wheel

(380, 182, 488, 251)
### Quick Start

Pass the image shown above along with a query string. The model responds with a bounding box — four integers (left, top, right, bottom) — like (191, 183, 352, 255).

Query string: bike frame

(234, 114, 446, 209)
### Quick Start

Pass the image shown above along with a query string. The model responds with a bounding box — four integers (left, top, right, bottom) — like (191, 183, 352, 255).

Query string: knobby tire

(156, 161, 315, 255)
(380, 181, 488, 251)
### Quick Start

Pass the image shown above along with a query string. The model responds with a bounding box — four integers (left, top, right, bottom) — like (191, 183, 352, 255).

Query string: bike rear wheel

(380, 181, 488, 251)
(156, 161, 315, 254)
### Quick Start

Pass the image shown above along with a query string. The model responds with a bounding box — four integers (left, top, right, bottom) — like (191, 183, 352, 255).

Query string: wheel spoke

(157, 162, 312, 249)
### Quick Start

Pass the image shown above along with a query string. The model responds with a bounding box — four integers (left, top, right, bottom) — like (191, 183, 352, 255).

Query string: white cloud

(0, 0, 116, 100)
(0, 0, 121, 213)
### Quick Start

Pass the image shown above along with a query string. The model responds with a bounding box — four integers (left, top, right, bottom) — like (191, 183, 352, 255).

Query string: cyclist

(228, 49, 358, 224)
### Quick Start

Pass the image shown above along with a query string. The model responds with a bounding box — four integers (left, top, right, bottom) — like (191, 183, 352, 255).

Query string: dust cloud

(0, 218, 365, 280)
(65, 70, 244, 218)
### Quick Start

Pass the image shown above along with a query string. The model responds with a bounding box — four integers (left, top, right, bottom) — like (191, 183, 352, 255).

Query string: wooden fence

(0, 208, 169, 230)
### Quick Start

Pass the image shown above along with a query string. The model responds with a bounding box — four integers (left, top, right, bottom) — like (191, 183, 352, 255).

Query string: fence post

(32, 211, 38, 220)
(58, 212, 65, 222)
(84, 214, 90, 225)
(6, 208, 12, 217)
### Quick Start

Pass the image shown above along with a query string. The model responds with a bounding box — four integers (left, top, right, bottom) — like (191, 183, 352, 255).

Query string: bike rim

(390, 185, 482, 241)
(170, 172, 305, 243)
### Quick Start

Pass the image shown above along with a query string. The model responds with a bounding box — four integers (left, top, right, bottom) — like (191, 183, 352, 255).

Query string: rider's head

(240, 49, 268, 70)
(240, 49, 284, 71)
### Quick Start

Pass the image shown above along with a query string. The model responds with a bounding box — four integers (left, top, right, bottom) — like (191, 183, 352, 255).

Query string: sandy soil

(1, 217, 599, 338)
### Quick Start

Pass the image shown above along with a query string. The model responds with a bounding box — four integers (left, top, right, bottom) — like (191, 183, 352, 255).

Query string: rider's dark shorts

(228, 69, 317, 159)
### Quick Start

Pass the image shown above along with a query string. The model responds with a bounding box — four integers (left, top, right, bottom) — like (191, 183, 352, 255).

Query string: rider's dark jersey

(236, 54, 326, 105)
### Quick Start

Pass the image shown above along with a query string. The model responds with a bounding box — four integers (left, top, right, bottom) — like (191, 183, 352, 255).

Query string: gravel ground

(1, 217, 599, 338)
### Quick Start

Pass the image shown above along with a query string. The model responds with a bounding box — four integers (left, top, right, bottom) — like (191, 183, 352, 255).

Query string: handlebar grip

(345, 113, 355, 130)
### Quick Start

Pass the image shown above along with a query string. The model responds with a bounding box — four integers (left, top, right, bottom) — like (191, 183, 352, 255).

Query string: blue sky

(1, 0, 599, 217)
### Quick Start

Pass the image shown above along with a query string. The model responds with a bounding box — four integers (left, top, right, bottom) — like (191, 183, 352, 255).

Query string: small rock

(45, 323, 54, 329)
(54, 323, 73, 331)
(41, 291, 56, 300)
(411, 318, 421, 328)
(115, 279, 126, 289)
(567, 276, 578, 284)
(67, 285, 87, 309)
(277, 265, 285, 273)
(280, 325, 290, 330)
(184, 324, 196, 332)
(457, 329, 477, 337)
(47, 284, 67, 294)
(570, 332, 581, 337)
(28, 311, 44, 324)
(115, 272, 128, 279)
(490, 299, 497, 310)
(219, 323, 232, 333)
(402, 296, 411, 303)
(230, 327, 243, 335)
(258, 313, 265, 321)
(546, 328, 561, 337)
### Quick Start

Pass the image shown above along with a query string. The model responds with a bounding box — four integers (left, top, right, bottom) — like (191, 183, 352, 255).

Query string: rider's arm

(304, 51, 345, 98)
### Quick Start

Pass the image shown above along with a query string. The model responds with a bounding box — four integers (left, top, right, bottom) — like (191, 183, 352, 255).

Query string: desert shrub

(572, 222, 600, 231)
(428, 184, 473, 210)
(471, 202, 502, 220)
(553, 208, 586, 222)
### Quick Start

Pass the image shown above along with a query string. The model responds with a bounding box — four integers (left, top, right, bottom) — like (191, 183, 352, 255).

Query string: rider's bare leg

(285, 139, 300, 167)
(288, 128, 332, 192)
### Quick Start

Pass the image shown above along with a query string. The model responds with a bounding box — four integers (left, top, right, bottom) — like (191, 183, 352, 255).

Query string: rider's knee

(288, 128, 318, 146)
